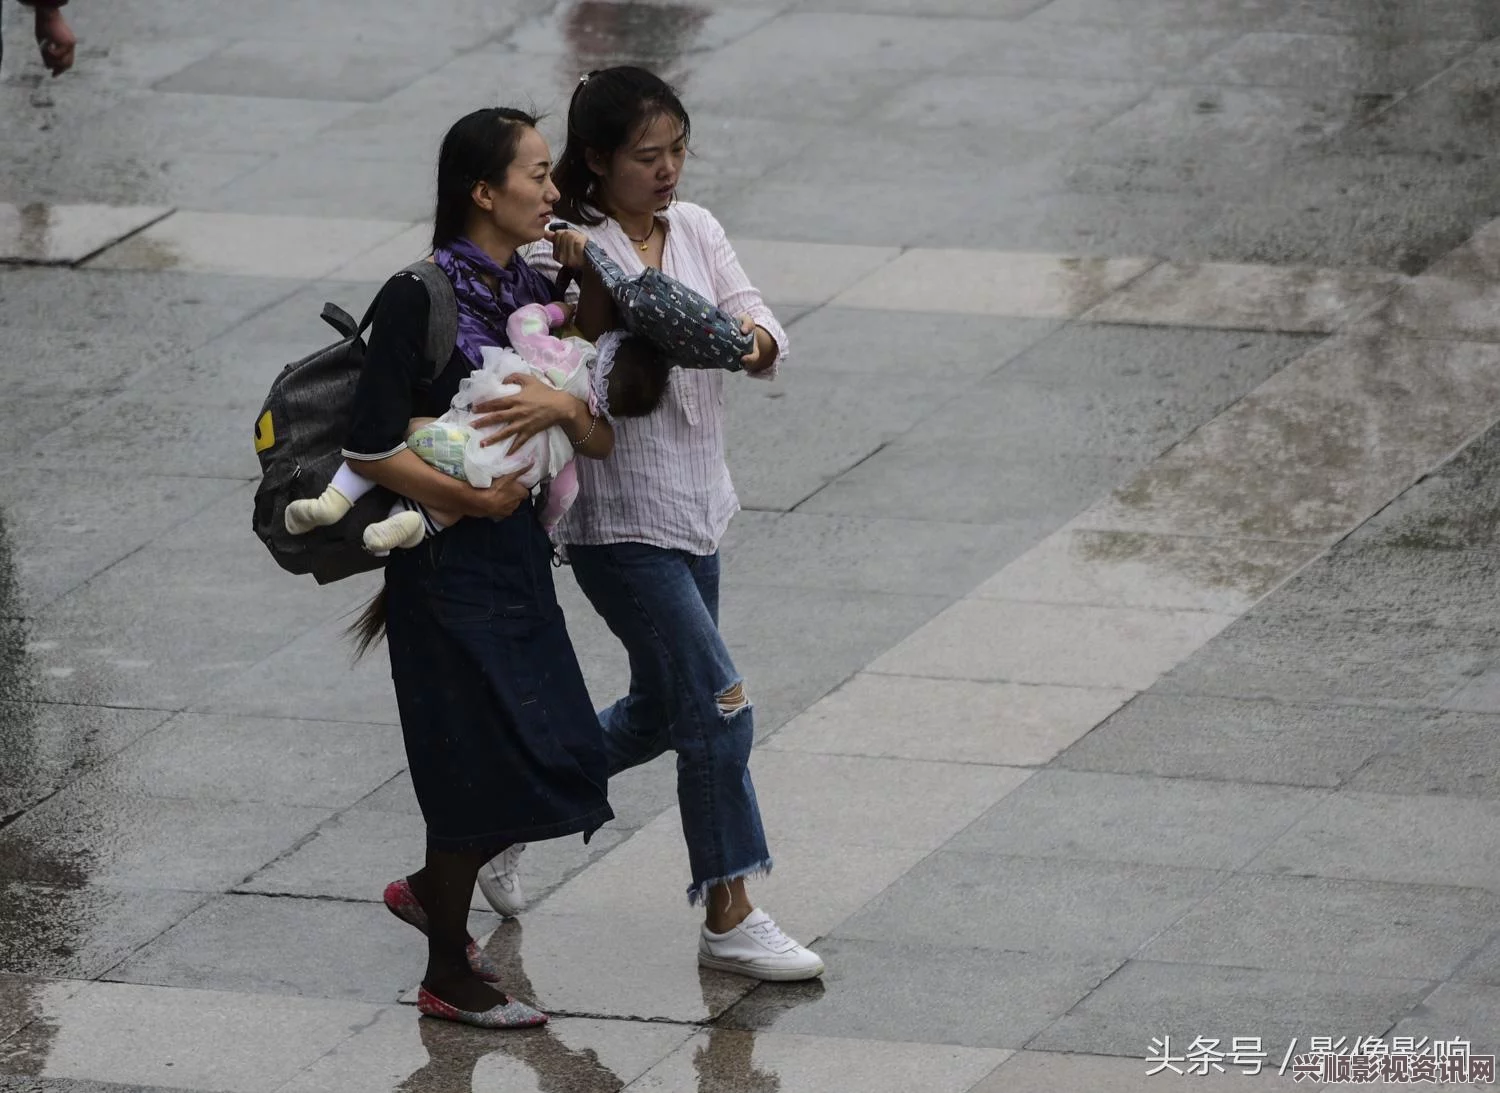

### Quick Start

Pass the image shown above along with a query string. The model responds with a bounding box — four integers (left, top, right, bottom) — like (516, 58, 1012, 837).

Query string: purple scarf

(433, 237, 555, 366)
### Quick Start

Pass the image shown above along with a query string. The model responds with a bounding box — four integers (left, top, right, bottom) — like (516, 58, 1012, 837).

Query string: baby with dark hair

(601, 334, 671, 418)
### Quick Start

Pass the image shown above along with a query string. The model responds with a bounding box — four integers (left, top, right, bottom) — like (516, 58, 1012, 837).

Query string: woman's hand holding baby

(460, 469, 534, 520)
(471, 373, 577, 453)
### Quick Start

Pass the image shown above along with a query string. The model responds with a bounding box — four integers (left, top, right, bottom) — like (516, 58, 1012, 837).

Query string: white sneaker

(476, 843, 527, 916)
(698, 908, 825, 981)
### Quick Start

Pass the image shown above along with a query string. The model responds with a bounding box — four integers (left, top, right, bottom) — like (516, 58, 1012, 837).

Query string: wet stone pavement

(4, 0, 1500, 1089)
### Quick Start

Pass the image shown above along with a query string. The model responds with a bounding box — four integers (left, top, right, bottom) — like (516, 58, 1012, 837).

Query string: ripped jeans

(568, 542, 771, 905)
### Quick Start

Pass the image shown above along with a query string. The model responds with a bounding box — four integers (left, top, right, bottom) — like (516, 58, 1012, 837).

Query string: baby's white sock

(284, 486, 354, 535)
(362, 510, 427, 555)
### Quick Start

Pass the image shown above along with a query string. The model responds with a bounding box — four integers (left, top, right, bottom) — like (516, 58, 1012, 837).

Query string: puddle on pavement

(0, 508, 39, 793)
(390, 1017, 790, 1092)
(0, 510, 67, 1079)
(373, 918, 825, 1090)
(0, 203, 60, 266)
(560, 0, 709, 68)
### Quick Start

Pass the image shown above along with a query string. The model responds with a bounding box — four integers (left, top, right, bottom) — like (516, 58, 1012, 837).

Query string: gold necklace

(624, 219, 656, 252)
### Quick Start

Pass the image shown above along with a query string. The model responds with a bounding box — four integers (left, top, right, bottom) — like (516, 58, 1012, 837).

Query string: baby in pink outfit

(285, 303, 662, 551)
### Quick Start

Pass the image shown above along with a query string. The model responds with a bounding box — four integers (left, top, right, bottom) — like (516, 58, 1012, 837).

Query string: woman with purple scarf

(341, 108, 615, 1030)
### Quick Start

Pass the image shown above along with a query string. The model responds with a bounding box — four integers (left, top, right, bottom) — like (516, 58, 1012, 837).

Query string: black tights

(408, 846, 508, 1010)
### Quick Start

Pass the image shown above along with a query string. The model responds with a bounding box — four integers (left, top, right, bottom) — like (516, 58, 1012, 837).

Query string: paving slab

(1085, 261, 1402, 333)
(0, 980, 379, 1091)
(0, 471, 243, 611)
(781, 307, 1060, 377)
(0, 267, 293, 340)
(1245, 791, 1500, 891)
(721, 512, 1047, 598)
(16, 487, 367, 710)
(798, 445, 1149, 525)
(199, 149, 435, 222)
(1444, 668, 1500, 716)
(1327, 40, 1500, 157)
(73, 0, 525, 46)
(90, 713, 406, 810)
(154, 39, 456, 103)
(192, 603, 400, 726)
(721, 367, 954, 511)
(1454, 933, 1500, 987)
(0, 784, 332, 893)
(84, 211, 410, 279)
(719, 239, 900, 308)
(929, 374, 1253, 462)
(765, 673, 1131, 767)
(1055, 692, 1422, 787)
(0, 882, 205, 980)
(998, 322, 1318, 393)
(1386, 982, 1500, 1061)
(1029, 960, 1434, 1058)
(1154, 609, 1497, 707)
(0, 974, 86, 1050)
(0, 203, 168, 265)
(1079, 335, 1500, 543)
(747, 750, 1031, 852)
(872, 598, 1236, 690)
(1347, 711, 1500, 798)
(833, 850, 1226, 959)
(875, 73, 1149, 134)
(674, 12, 1008, 123)
(63, 91, 360, 158)
(975, 528, 1319, 614)
(1341, 421, 1500, 554)
(0, 703, 172, 816)
(1261, 543, 1500, 629)
(1269, 0, 1500, 38)
(947, 770, 1322, 870)
(1185, 32, 1477, 92)
(1028, 0, 1288, 28)
(1066, 85, 1381, 199)
(713, 582, 950, 737)
(103, 893, 448, 1005)
(832, 250, 1155, 318)
(718, 938, 1118, 1049)
(1138, 873, 1500, 980)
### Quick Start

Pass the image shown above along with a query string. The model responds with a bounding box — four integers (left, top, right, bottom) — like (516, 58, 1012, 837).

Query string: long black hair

(431, 106, 541, 250)
(347, 106, 541, 658)
(553, 66, 690, 226)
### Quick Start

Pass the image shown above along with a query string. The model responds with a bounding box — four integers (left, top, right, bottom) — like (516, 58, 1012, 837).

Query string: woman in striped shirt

(483, 66, 824, 982)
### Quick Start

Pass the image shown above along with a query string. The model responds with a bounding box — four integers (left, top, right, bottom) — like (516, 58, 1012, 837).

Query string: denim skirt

(383, 500, 613, 854)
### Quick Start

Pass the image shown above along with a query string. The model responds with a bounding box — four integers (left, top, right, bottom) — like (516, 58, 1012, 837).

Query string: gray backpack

(251, 262, 457, 585)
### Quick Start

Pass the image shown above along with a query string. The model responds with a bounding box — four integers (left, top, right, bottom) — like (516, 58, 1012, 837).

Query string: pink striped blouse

(524, 202, 788, 555)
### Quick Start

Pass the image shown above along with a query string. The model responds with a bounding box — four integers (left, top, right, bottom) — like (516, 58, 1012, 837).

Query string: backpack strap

(400, 260, 458, 381)
(355, 259, 459, 381)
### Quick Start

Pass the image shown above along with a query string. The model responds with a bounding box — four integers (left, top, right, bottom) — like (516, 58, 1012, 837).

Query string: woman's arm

(345, 275, 530, 518)
(354, 449, 531, 518)
(571, 268, 618, 342)
(543, 229, 619, 341)
(470, 375, 614, 460)
(701, 209, 787, 379)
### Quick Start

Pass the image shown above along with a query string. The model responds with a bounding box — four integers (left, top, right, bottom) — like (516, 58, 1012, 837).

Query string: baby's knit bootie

(284, 487, 352, 535)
